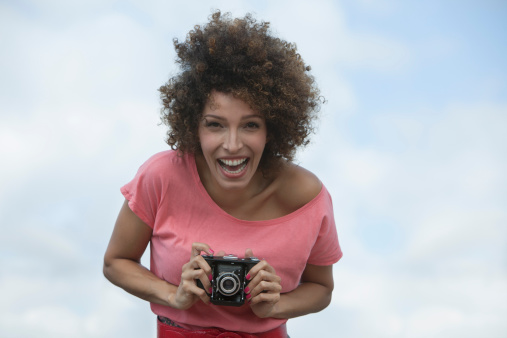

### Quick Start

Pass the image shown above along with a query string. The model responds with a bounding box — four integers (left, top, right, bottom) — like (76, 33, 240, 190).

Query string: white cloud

(354, 0, 398, 15)
(0, 274, 155, 338)
(298, 93, 507, 337)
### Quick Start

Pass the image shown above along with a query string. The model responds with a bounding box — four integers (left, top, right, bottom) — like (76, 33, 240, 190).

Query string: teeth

(220, 158, 247, 166)
(218, 158, 248, 174)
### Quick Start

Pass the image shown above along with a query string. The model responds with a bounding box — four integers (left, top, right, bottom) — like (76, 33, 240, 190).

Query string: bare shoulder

(274, 163, 322, 212)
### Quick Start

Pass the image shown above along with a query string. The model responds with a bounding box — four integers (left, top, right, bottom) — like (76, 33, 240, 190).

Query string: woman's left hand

(244, 249, 282, 318)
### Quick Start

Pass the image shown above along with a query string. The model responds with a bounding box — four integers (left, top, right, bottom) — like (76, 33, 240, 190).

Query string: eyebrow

(202, 114, 263, 120)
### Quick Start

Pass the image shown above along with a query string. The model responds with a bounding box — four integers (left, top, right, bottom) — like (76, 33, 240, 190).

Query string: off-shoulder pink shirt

(121, 150, 342, 333)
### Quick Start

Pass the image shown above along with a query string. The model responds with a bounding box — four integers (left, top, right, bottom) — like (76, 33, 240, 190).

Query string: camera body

(197, 254, 260, 306)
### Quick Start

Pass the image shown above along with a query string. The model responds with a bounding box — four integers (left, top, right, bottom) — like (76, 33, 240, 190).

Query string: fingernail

(209, 274, 213, 281)
(246, 294, 251, 299)
(246, 274, 251, 280)
(244, 286, 250, 293)
(209, 287, 212, 293)
(209, 249, 214, 255)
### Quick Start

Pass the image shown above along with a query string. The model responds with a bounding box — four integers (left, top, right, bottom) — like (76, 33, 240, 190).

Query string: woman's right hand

(171, 242, 219, 310)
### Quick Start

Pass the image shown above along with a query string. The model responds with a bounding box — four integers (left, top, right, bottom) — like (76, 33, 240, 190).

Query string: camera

(196, 254, 260, 306)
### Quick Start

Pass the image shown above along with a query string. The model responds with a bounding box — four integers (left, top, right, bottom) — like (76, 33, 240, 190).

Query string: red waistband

(157, 318, 288, 338)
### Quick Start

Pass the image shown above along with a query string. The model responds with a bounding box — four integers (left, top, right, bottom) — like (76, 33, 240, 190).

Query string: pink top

(121, 150, 342, 333)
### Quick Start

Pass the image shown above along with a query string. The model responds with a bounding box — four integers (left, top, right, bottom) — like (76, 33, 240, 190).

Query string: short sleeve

(307, 189, 343, 265)
(120, 156, 164, 228)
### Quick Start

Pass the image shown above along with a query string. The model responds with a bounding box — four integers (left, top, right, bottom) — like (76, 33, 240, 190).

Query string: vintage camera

(197, 254, 260, 306)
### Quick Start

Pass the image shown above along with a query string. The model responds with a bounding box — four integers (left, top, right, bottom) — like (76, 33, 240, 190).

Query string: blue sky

(1, 1, 506, 337)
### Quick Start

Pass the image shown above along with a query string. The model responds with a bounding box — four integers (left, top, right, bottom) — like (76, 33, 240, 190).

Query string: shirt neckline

(186, 152, 325, 225)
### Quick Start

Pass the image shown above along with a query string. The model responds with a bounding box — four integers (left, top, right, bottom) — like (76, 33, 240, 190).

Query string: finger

(183, 256, 212, 275)
(182, 264, 207, 281)
(245, 268, 280, 292)
(246, 260, 276, 282)
(185, 256, 213, 285)
(249, 291, 280, 306)
(182, 266, 212, 293)
(183, 281, 211, 304)
(246, 272, 281, 297)
(196, 267, 213, 294)
(191, 242, 214, 258)
(250, 279, 282, 297)
(245, 248, 254, 258)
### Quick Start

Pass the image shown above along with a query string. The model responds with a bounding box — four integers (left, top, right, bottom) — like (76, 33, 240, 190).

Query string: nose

(222, 129, 243, 153)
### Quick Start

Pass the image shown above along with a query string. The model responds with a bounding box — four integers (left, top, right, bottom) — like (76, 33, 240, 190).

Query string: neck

(195, 153, 270, 210)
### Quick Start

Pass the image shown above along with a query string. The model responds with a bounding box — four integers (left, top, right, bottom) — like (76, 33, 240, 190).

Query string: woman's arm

(271, 264, 334, 318)
(247, 262, 334, 319)
(103, 199, 177, 306)
(103, 199, 213, 309)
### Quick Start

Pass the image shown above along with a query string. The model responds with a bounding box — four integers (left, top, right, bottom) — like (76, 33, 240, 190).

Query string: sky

(1, 0, 506, 337)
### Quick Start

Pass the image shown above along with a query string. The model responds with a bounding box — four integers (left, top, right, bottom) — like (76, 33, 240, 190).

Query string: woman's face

(198, 91, 267, 191)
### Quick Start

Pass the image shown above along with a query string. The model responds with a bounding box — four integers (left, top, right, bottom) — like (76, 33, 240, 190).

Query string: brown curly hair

(159, 10, 321, 173)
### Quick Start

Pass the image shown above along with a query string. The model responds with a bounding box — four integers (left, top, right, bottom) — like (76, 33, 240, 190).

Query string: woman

(104, 11, 342, 337)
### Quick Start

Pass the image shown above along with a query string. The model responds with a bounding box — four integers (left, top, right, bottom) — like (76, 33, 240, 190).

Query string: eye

(245, 122, 260, 129)
(205, 121, 222, 128)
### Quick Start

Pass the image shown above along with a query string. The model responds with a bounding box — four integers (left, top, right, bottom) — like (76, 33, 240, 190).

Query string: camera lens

(217, 273, 240, 296)
(223, 279, 234, 290)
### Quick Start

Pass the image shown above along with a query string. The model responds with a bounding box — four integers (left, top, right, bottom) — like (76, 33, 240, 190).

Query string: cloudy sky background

(1, 0, 506, 337)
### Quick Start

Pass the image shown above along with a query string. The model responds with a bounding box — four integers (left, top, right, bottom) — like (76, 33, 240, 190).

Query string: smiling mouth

(218, 158, 249, 174)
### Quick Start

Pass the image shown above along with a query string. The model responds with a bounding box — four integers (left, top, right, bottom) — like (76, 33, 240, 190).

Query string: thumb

(245, 248, 254, 258)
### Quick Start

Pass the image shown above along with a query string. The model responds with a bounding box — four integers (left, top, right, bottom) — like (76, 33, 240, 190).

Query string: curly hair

(159, 10, 321, 174)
